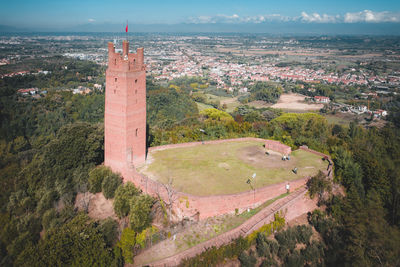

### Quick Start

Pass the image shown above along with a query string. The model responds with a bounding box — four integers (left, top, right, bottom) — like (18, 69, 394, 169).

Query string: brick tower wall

(105, 41, 146, 174)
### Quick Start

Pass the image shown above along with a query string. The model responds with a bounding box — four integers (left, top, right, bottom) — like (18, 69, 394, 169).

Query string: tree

(159, 177, 178, 222)
(249, 81, 282, 103)
(88, 166, 108, 193)
(88, 166, 121, 198)
(15, 213, 117, 267)
(307, 171, 332, 199)
(332, 146, 364, 198)
(238, 249, 257, 267)
(113, 182, 141, 218)
(339, 189, 400, 266)
(98, 218, 119, 247)
(200, 108, 233, 122)
(101, 172, 122, 199)
(129, 195, 154, 232)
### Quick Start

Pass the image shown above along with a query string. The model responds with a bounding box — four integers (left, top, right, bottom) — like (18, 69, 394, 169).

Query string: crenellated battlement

(107, 41, 145, 72)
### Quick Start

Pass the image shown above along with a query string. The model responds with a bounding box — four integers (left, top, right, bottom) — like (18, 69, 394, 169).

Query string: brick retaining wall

(115, 138, 331, 220)
(265, 139, 291, 156)
(137, 186, 314, 267)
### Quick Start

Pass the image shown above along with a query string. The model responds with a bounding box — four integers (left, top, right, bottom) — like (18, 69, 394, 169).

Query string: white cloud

(187, 10, 400, 24)
(300, 12, 339, 23)
(188, 14, 241, 24)
(88, 18, 96, 23)
(188, 14, 291, 24)
(344, 10, 400, 23)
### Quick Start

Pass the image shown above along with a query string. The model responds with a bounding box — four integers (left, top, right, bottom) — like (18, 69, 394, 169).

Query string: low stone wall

(116, 138, 331, 220)
(148, 137, 266, 153)
(299, 145, 329, 159)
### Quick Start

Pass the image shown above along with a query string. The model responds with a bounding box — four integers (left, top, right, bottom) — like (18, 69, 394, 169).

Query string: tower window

(115, 77, 117, 82)
(114, 89, 116, 94)
(135, 79, 138, 83)
(135, 128, 138, 137)
(135, 89, 137, 94)
(114, 59, 117, 65)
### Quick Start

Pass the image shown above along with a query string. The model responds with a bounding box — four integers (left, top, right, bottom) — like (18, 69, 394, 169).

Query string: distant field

(324, 113, 386, 128)
(204, 94, 241, 112)
(271, 93, 323, 111)
(247, 100, 271, 109)
(219, 96, 241, 112)
(195, 101, 213, 111)
(141, 140, 328, 196)
(247, 93, 323, 112)
(216, 47, 334, 57)
(324, 113, 366, 126)
(324, 114, 354, 126)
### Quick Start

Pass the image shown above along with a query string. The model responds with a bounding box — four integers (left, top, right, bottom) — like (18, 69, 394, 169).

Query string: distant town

(1, 33, 400, 126)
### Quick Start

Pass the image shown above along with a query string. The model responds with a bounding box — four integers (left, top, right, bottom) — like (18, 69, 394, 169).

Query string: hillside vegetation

(0, 67, 399, 266)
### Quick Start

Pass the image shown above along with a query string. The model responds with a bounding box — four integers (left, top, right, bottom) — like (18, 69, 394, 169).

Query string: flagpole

(126, 20, 128, 41)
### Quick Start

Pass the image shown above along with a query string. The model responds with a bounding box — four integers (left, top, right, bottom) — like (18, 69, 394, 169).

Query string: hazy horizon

(1, 0, 400, 34)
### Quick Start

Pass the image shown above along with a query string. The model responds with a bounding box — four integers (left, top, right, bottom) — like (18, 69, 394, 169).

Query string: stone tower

(105, 40, 146, 174)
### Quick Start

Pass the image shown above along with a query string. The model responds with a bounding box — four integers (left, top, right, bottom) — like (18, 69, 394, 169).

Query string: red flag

(125, 23, 128, 33)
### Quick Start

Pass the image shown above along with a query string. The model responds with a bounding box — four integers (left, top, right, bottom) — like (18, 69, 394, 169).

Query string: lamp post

(247, 173, 257, 202)
(252, 173, 256, 201)
(199, 129, 205, 144)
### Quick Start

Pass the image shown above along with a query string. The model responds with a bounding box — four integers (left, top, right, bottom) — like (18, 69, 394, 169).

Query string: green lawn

(204, 94, 240, 113)
(142, 140, 327, 196)
(324, 113, 360, 126)
(195, 101, 213, 111)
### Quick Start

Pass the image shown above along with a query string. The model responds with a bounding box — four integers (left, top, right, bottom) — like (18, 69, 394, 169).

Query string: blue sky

(1, 0, 400, 27)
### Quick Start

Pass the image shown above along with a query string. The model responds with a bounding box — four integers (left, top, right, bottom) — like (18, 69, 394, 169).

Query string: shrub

(247, 212, 285, 243)
(99, 218, 119, 247)
(88, 166, 108, 193)
(102, 172, 122, 199)
(136, 226, 158, 249)
(42, 209, 57, 230)
(117, 227, 136, 264)
(301, 240, 324, 264)
(285, 250, 303, 267)
(179, 236, 251, 267)
(307, 170, 331, 199)
(129, 195, 154, 232)
(113, 182, 141, 218)
(256, 232, 270, 257)
(36, 190, 58, 214)
(200, 108, 233, 122)
(295, 225, 313, 244)
(238, 249, 257, 267)
(275, 227, 297, 252)
(268, 239, 279, 256)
